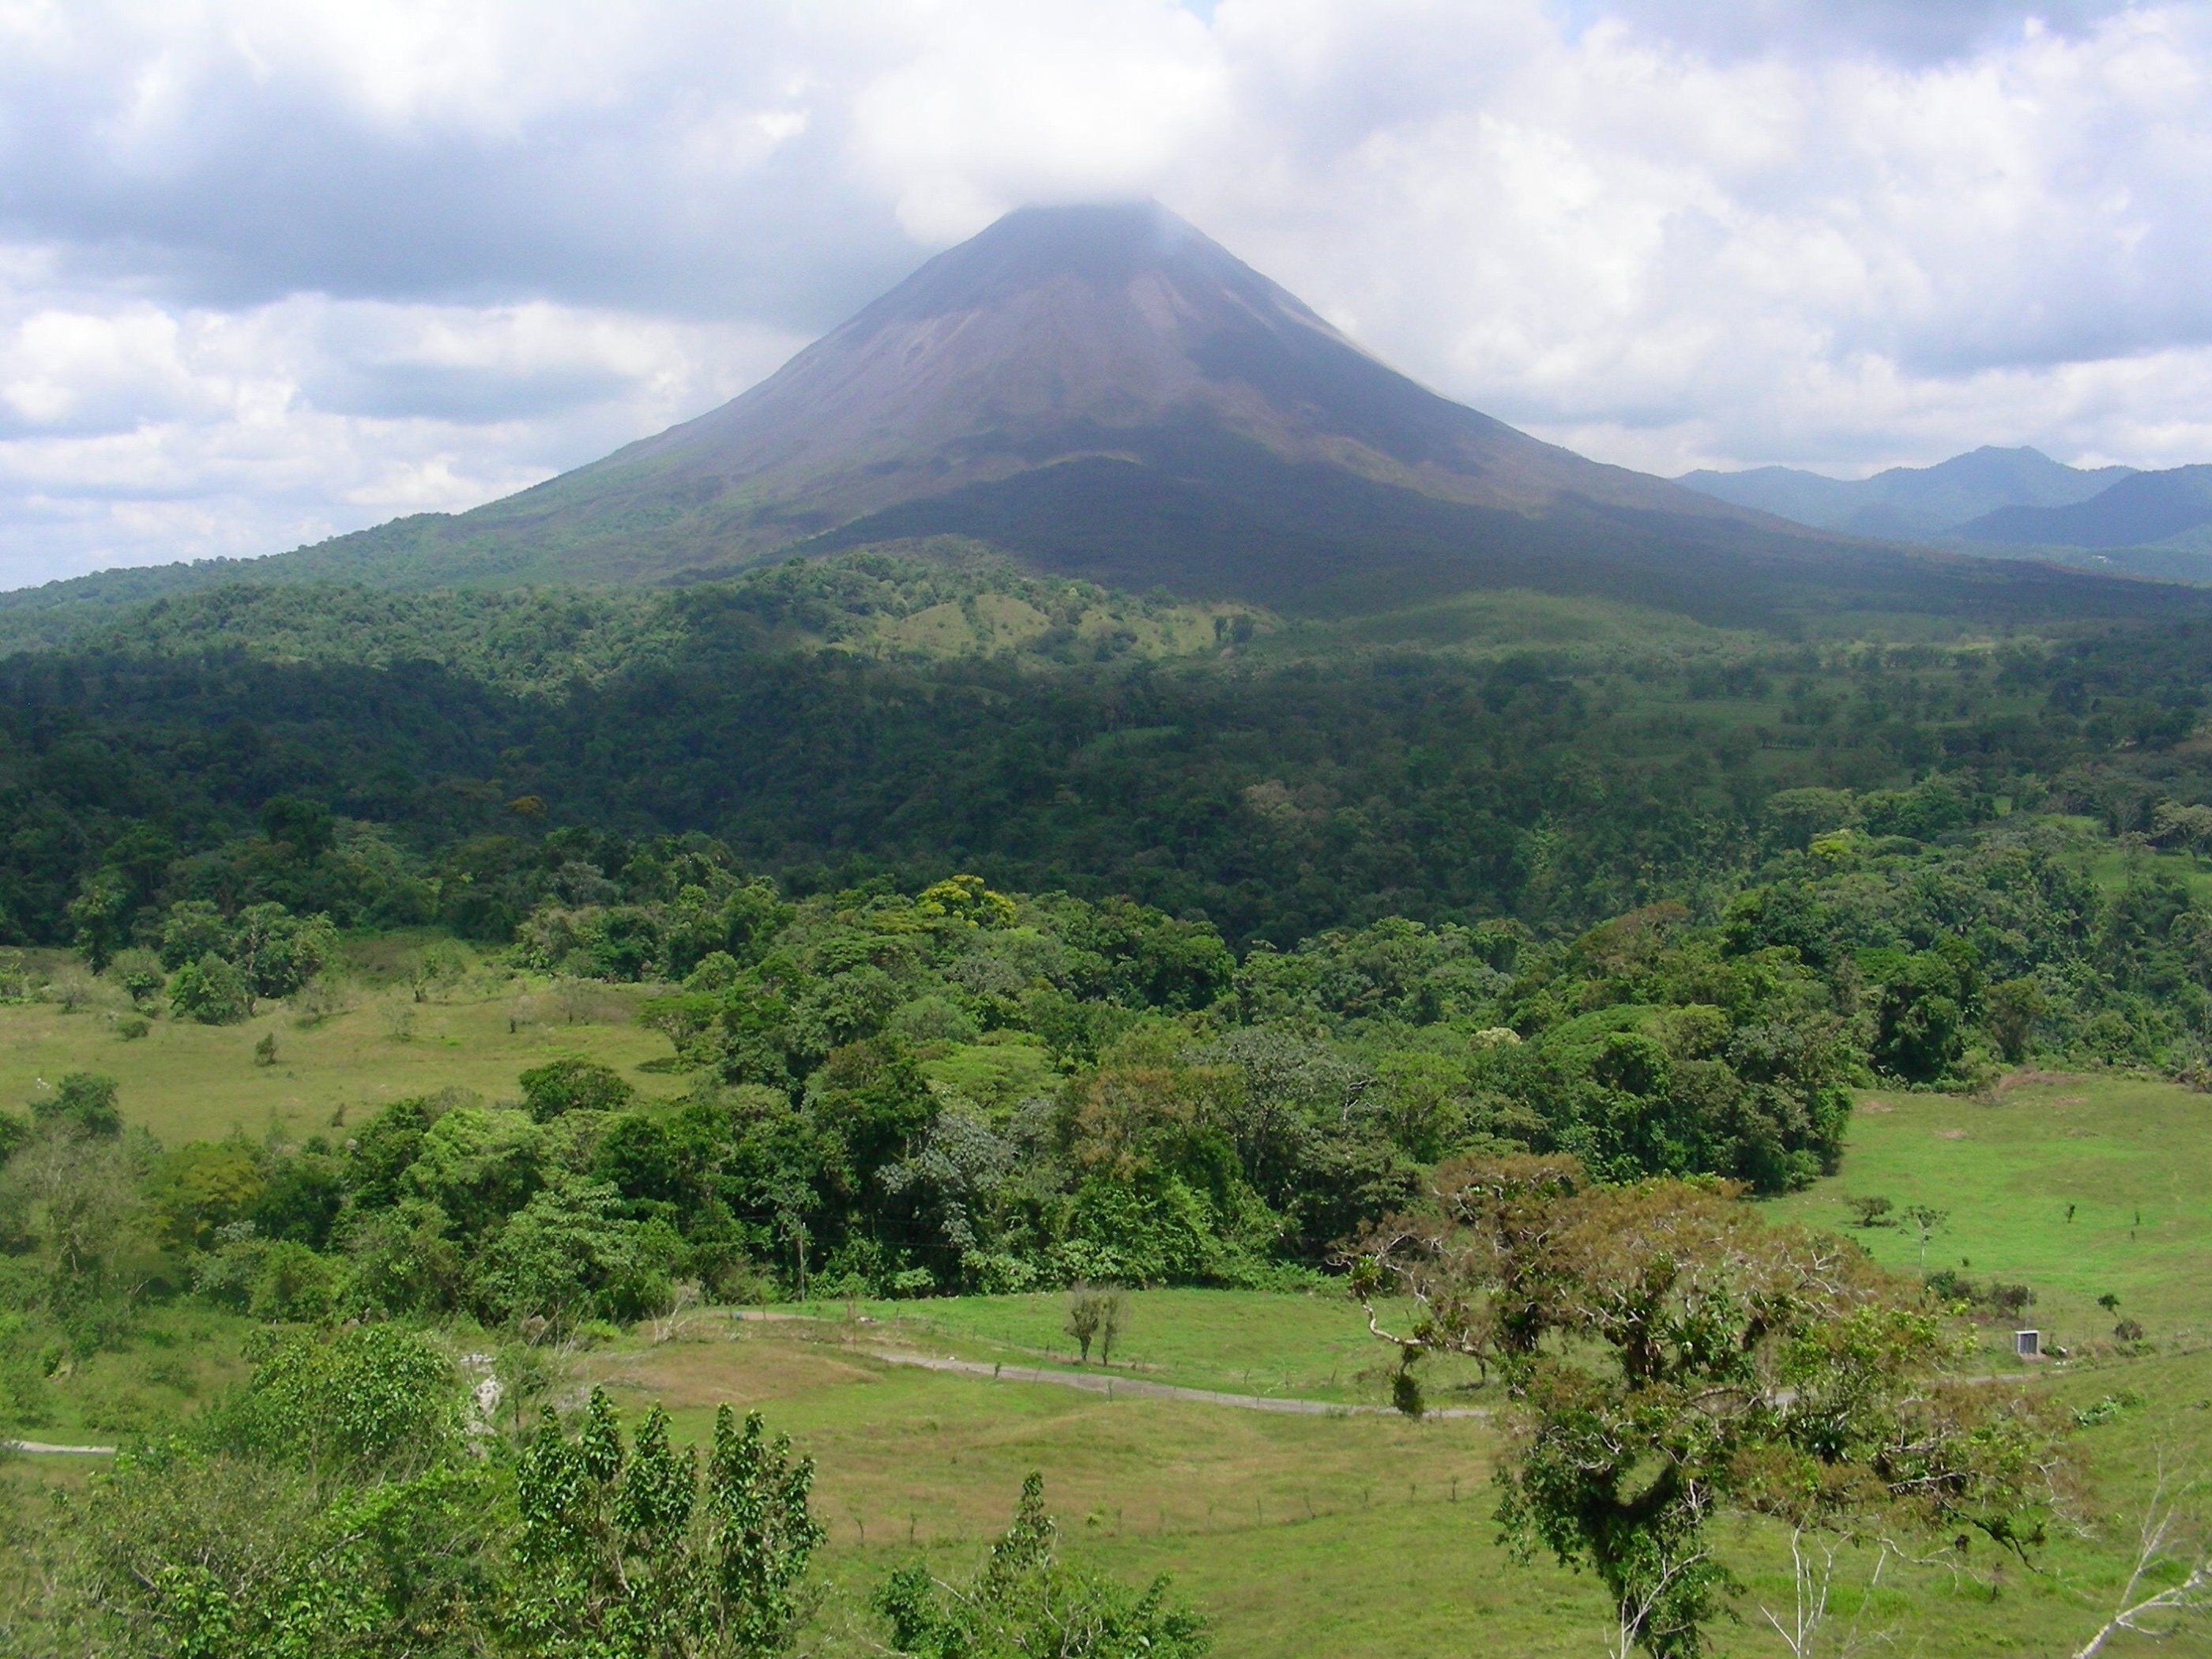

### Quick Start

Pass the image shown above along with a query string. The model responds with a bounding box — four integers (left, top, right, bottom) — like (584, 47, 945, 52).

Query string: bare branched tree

(2073, 1464, 2212, 1658)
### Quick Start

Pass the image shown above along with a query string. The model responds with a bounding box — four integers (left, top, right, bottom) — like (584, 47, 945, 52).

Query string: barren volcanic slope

(77, 201, 2191, 624)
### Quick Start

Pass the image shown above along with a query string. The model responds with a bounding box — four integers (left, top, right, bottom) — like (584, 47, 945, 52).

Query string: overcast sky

(2, 0, 2207, 589)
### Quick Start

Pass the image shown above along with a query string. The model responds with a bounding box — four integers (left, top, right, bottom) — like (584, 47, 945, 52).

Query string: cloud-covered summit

(1, 0, 2204, 589)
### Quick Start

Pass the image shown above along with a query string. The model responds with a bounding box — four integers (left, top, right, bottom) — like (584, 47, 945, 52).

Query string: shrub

(216, 1325, 458, 1477)
(518, 1056, 636, 1122)
(31, 1072, 122, 1139)
(876, 1474, 1209, 1658)
(169, 953, 254, 1025)
(248, 1241, 344, 1323)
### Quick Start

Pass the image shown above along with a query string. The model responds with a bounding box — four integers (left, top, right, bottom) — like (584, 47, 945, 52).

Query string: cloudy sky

(2, 0, 2207, 589)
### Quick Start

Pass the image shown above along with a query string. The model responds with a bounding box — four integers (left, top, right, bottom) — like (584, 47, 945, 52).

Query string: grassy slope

(1769, 1072, 2212, 1351)
(0, 942, 675, 1147)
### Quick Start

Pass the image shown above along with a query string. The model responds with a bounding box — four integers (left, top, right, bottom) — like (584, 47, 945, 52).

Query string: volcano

(250, 201, 2165, 622)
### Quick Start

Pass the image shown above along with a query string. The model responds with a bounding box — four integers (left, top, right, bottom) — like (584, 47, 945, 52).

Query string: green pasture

(769, 1286, 1487, 1405)
(581, 1305, 2212, 1657)
(0, 942, 675, 1148)
(1770, 1070, 2212, 1356)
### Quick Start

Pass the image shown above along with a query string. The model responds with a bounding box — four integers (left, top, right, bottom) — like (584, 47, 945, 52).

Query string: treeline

(8, 560, 2212, 951)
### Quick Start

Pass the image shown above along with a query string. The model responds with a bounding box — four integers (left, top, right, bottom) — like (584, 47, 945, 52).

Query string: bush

(248, 1241, 344, 1323)
(169, 952, 254, 1025)
(215, 1325, 458, 1477)
(31, 1071, 122, 1139)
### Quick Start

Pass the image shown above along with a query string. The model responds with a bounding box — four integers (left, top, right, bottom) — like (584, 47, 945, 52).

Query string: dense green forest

(6, 549, 2212, 952)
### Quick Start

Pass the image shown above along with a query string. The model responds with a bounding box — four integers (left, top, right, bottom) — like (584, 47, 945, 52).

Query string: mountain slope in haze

(1676, 446, 2135, 540)
(1956, 465, 2212, 551)
(285, 200, 1776, 602)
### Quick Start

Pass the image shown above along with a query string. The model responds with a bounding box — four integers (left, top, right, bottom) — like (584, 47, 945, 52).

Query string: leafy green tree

(1872, 950, 1973, 1082)
(59, 1441, 502, 1659)
(473, 1176, 663, 1330)
(226, 902, 337, 1000)
(510, 1388, 823, 1657)
(156, 901, 232, 971)
(211, 1325, 460, 1478)
(66, 868, 135, 973)
(1352, 1159, 2063, 1658)
(0, 1123, 153, 1322)
(1984, 976, 2046, 1063)
(259, 794, 336, 860)
(151, 1140, 267, 1251)
(401, 1107, 545, 1238)
(876, 1473, 1209, 1658)
(58, 1326, 496, 1657)
(521, 1055, 638, 1122)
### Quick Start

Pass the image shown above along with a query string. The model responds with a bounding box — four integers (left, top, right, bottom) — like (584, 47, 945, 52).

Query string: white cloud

(0, 0, 2204, 588)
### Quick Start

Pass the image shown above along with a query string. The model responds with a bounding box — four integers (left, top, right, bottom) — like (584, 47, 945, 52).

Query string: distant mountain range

(1677, 447, 2135, 540)
(1679, 448, 2212, 579)
(4, 202, 2199, 629)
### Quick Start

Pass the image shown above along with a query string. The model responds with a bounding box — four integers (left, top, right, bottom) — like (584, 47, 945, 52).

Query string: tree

(1350, 1157, 2063, 1658)
(58, 1326, 500, 1656)
(520, 1055, 638, 1122)
(168, 952, 254, 1025)
(1097, 1291, 1124, 1366)
(875, 1473, 1209, 1658)
(1984, 977, 2046, 1064)
(1844, 1194, 1893, 1228)
(510, 1388, 823, 1657)
(1901, 1203, 1949, 1270)
(1872, 951, 1973, 1082)
(1066, 1288, 1107, 1364)
(66, 869, 134, 974)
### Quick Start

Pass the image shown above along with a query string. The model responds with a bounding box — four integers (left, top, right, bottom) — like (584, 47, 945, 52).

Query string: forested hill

(6, 550, 2212, 955)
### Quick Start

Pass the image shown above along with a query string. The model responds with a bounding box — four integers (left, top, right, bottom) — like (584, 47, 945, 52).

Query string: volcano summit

(115, 201, 2172, 625)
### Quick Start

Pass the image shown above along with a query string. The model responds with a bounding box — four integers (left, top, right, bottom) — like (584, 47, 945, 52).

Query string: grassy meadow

(10, 967, 2212, 1653)
(1770, 1071, 2212, 1355)
(0, 937, 675, 1147)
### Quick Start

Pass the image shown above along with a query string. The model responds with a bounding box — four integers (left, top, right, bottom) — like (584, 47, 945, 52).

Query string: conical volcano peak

(946, 199, 1208, 282)
(291, 199, 1769, 598)
(859, 198, 1308, 330)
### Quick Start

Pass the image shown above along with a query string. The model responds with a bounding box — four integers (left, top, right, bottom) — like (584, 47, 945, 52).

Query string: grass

(769, 1286, 1487, 1405)
(0, 940, 677, 1148)
(1768, 1070, 2212, 1356)
(587, 1303, 2212, 1657)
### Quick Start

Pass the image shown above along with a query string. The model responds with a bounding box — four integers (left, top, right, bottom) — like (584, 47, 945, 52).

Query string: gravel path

(865, 1349, 1488, 1420)
(3, 1439, 115, 1454)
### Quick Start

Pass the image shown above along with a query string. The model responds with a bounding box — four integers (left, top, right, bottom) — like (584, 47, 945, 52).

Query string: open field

(1770, 1070, 2212, 1357)
(769, 1286, 1490, 1405)
(574, 1301, 2212, 1657)
(0, 940, 676, 1147)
